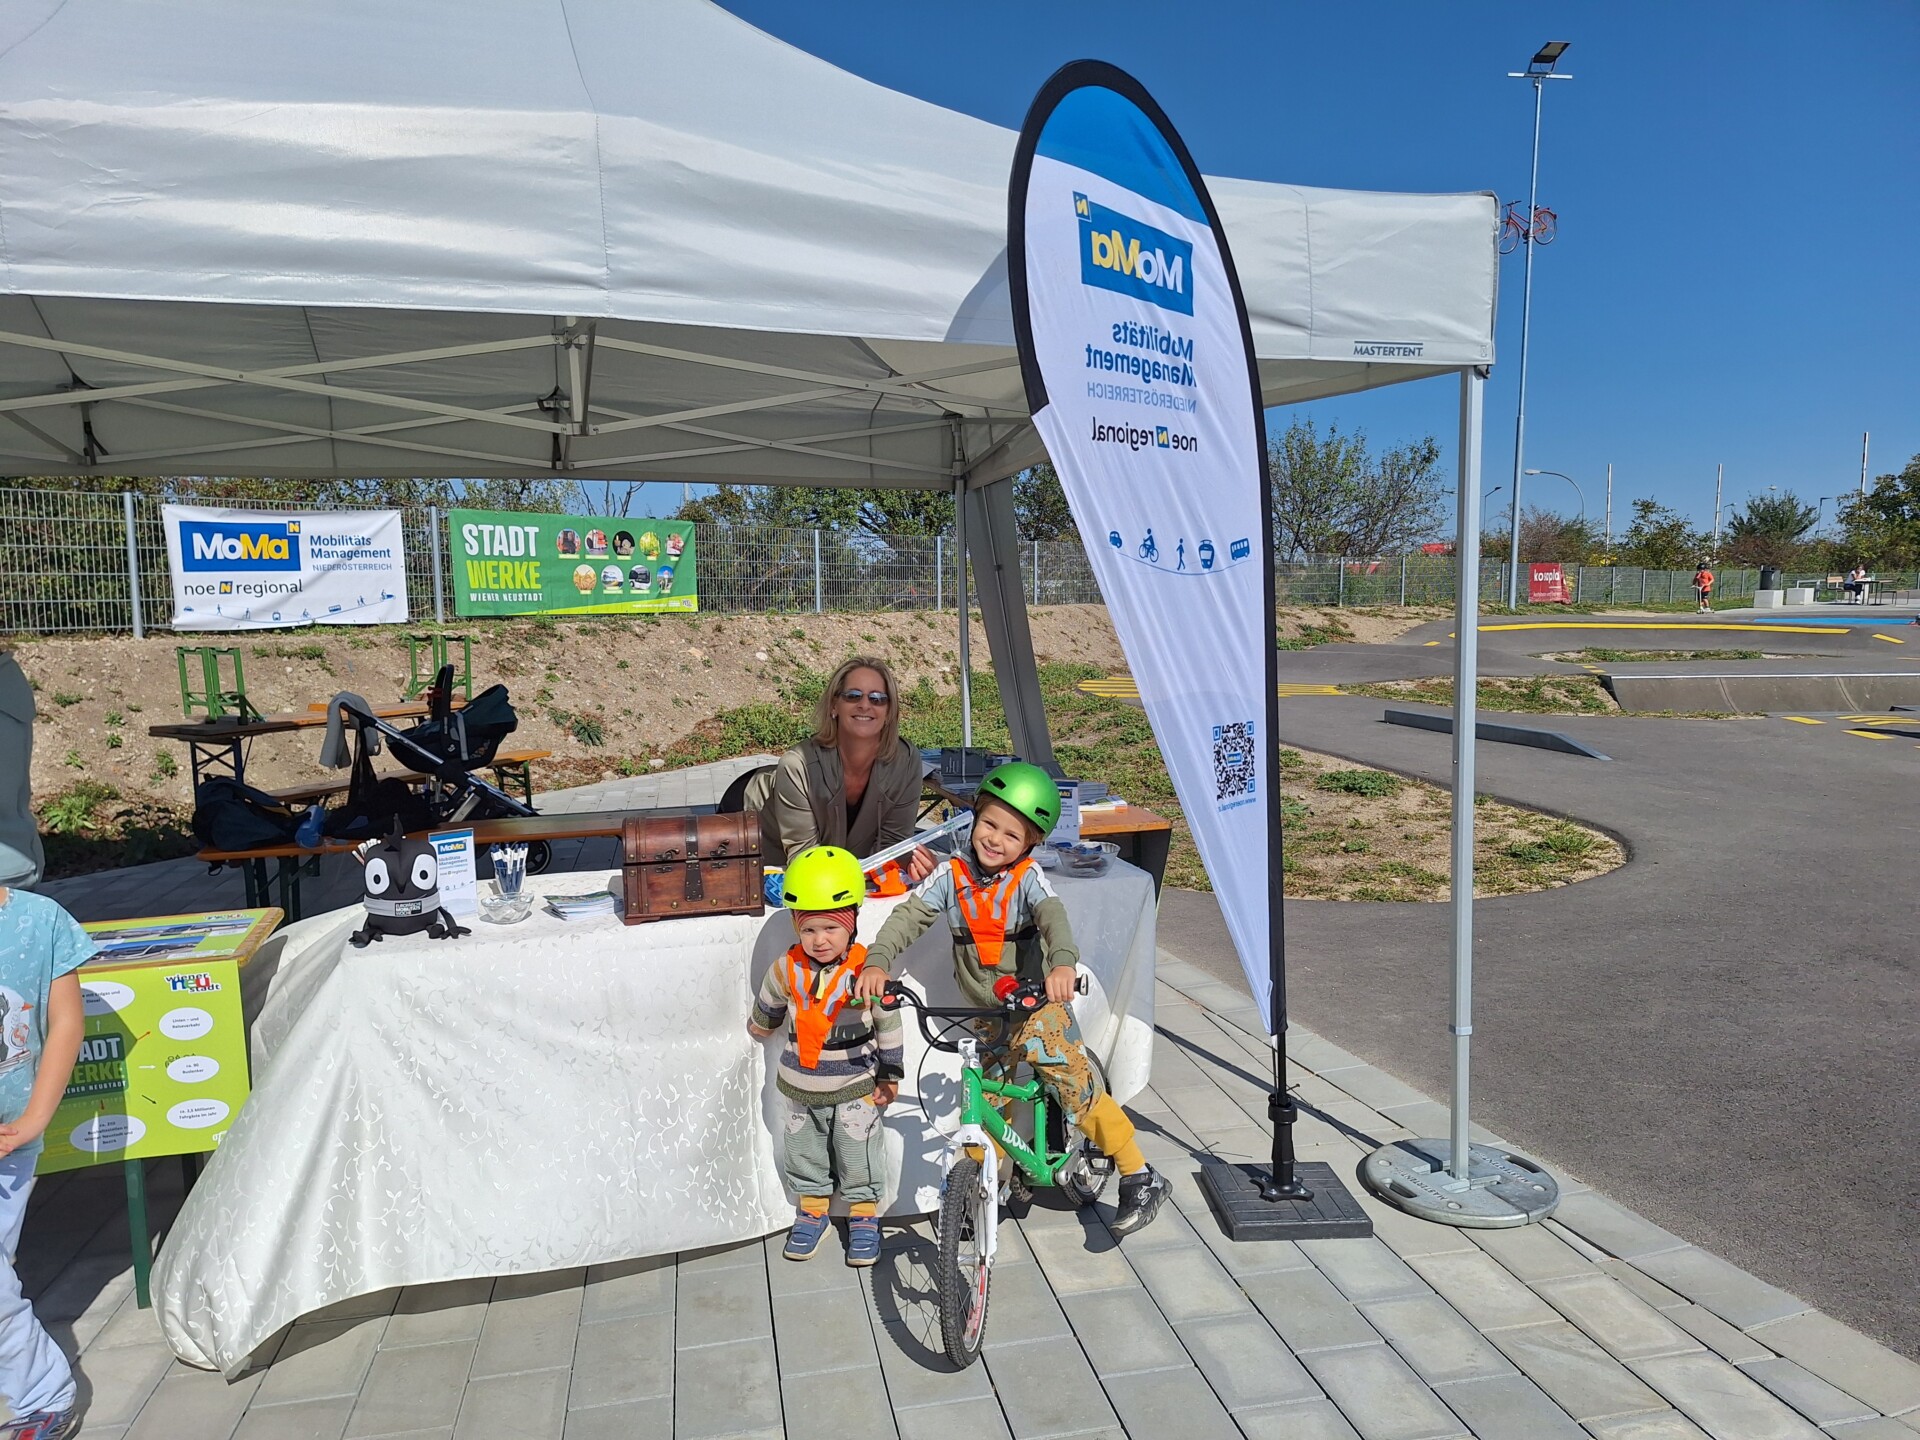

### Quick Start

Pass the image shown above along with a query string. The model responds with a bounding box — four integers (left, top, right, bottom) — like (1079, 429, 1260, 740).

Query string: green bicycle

(878, 975, 1113, 1367)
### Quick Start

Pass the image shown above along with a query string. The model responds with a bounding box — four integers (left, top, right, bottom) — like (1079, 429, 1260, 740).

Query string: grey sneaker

(1108, 1165, 1170, 1236)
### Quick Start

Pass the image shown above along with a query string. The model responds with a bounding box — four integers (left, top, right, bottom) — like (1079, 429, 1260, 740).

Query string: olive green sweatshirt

(861, 848, 1079, 1006)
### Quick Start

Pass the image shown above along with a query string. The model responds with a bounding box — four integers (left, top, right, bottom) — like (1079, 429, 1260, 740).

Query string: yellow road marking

(1836, 715, 1913, 726)
(1846, 729, 1898, 740)
(1873, 634, 1905, 644)
(1076, 678, 1341, 700)
(1477, 622, 1848, 635)
(1423, 640, 1441, 647)
(1783, 716, 1824, 725)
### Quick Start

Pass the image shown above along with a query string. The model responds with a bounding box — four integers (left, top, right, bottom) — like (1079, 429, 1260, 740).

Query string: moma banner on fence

(451, 508, 698, 616)
(163, 506, 407, 630)
(1009, 66, 1284, 1027)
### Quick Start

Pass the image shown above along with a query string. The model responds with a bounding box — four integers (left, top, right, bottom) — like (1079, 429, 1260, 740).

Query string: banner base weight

(1362, 1139, 1560, 1229)
(1198, 1162, 1372, 1241)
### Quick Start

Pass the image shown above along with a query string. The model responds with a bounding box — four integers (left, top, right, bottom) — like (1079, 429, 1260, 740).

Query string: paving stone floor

(20, 956, 1920, 1439)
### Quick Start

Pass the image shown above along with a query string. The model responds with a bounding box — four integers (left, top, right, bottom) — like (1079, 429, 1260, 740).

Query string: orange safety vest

(950, 854, 1034, 973)
(783, 943, 869, 1070)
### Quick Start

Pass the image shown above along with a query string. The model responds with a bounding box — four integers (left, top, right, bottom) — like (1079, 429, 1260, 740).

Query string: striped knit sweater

(751, 947, 905, 1107)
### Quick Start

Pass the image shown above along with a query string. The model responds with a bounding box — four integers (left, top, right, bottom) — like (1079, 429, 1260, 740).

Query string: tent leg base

(1362, 1139, 1560, 1228)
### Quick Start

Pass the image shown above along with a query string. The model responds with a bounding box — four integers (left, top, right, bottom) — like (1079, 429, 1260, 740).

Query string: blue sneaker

(3, 1408, 80, 1440)
(784, 1209, 830, 1260)
(845, 1214, 881, 1267)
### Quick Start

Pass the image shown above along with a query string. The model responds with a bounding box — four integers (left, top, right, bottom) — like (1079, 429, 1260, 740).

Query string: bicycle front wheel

(936, 1155, 992, 1368)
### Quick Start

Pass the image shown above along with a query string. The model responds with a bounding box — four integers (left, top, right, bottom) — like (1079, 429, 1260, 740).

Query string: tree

(1484, 506, 1602, 564)
(1834, 453, 1920, 569)
(1267, 418, 1448, 558)
(1014, 463, 1078, 541)
(1616, 498, 1705, 569)
(1723, 491, 1819, 568)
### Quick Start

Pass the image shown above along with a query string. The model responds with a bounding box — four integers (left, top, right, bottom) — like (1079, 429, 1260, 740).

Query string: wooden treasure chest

(620, 812, 764, 924)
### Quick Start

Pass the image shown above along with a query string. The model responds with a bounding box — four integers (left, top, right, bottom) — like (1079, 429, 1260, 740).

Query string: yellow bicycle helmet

(780, 845, 867, 911)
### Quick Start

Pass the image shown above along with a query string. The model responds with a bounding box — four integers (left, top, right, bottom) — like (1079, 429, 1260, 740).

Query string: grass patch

(1313, 769, 1402, 799)
(1553, 647, 1764, 663)
(1344, 674, 1620, 715)
(624, 663, 1622, 900)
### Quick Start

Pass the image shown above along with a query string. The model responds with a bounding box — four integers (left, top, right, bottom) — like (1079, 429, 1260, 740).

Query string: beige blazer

(747, 737, 924, 865)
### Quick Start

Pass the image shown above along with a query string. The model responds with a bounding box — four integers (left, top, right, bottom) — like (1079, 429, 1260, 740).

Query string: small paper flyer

(430, 828, 478, 917)
(1048, 781, 1081, 843)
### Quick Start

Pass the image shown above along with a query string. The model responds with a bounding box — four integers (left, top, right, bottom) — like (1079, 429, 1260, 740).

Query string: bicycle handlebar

(875, 975, 1089, 1053)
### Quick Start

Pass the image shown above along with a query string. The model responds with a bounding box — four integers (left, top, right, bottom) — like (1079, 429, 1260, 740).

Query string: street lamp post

(1503, 41, 1573, 608)
(1524, 468, 1587, 524)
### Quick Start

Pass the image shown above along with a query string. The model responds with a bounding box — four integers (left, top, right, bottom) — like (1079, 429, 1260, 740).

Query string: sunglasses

(838, 688, 891, 705)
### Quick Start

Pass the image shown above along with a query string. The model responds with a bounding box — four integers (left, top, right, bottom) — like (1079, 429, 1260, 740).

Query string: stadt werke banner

(451, 508, 698, 616)
(1010, 66, 1284, 1028)
(164, 505, 407, 630)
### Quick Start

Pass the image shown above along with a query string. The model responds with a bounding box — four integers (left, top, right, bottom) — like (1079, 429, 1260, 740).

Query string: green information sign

(38, 910, 275, 1176)
(450, 507, 699, 616)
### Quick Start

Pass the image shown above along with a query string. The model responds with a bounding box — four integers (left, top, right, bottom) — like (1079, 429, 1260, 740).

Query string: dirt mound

(8, 606, 1128, 807)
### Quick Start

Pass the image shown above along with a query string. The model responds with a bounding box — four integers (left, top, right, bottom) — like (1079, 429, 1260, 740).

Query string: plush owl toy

(349, 821, 471, 948)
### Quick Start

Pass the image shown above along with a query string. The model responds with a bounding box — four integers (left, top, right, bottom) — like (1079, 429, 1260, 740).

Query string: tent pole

(1362, 369, 1559, 1228)
(1448, 369, 1485, 1181)
(955, 472, 972, 750)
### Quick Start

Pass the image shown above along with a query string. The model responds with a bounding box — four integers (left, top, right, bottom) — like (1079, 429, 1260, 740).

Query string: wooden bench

(200, 804, 702, 919)
(263, 750, 549, 808)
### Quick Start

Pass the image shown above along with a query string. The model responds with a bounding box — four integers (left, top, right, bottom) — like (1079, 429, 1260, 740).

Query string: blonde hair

(814, 655, 902, 751)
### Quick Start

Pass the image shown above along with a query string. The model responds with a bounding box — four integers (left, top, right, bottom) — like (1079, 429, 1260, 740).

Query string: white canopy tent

(0, 0, 1497, 760)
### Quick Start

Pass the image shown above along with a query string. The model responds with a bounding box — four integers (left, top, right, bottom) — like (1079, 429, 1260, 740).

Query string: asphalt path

(1140, 614, 1920, 1356)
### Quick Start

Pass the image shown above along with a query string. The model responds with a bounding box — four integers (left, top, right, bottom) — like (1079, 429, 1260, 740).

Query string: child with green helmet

(856, 762, 1169, 1236)
(748, 844, 903, 1265)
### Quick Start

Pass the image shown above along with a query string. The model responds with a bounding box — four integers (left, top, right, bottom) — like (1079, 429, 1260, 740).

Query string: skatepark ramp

(1602, 670, 1920, 713)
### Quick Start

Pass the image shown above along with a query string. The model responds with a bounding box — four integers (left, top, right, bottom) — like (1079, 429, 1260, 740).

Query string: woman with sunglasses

(747, 656, 935, 882)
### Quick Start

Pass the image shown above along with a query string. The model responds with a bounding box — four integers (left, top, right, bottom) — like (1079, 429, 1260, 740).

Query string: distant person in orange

(1693, 562, 1714, 613)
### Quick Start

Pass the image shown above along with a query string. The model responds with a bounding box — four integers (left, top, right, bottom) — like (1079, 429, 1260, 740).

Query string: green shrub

(40, 781, 118, 835)
(153, 751, 178, 779)
(1313, 769, 1401, 799)
(52, 692, 82, 707)
(62, 749, 83, 769)
(105, 734, 123, 749)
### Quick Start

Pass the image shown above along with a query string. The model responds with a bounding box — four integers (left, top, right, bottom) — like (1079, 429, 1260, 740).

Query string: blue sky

(715, 1, 1918, 536)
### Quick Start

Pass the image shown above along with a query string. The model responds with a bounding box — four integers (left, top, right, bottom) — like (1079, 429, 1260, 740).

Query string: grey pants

(783, 1095, 885, 1204)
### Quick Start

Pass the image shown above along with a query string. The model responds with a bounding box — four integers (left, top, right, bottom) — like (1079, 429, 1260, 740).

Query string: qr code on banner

(1212, 721, 1256, 804)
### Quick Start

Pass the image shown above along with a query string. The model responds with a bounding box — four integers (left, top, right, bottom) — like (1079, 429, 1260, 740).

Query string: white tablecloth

(151, 863, 1157, 1373)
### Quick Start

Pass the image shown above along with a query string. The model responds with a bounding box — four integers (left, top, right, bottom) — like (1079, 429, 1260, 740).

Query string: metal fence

(1, 485, 1907, 635)
(0, 487, 1106, 635)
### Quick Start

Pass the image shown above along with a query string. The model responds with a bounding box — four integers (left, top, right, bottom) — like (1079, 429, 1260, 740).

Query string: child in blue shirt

(0, 888, 92, 1440)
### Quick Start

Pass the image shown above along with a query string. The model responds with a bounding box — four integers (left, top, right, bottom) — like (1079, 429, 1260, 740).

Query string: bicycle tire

(526, 841, 552, 875)
(937, 1155, 992, 1368)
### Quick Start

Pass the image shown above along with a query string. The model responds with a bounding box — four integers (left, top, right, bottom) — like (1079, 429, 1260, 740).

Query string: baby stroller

(328, 666, 551, 872)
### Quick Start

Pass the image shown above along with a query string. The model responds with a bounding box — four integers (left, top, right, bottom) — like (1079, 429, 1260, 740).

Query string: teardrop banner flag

(1011, 63, 1367, 1236)
(1009, 65, 1281, 1029)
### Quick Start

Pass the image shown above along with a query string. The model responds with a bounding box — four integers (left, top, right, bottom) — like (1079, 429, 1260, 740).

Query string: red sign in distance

(1528, 563, 1567, 604)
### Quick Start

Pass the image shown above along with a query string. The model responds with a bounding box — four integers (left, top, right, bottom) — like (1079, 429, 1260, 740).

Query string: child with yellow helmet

(855, 762, 1169, 1236)
(748, 844, 902, 1265)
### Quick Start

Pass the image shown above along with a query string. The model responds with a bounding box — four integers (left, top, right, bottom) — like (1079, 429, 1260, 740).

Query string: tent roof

(0, 0, 1496, 487)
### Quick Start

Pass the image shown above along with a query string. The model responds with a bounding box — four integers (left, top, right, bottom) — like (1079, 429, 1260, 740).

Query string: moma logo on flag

(180, 520, 302, 571)
(1076, 194, 1193, 315)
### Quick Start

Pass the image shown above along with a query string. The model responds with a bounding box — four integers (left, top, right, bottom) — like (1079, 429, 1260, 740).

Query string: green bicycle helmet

(975, 761, 1060, 836)
(781, 845, 867, 911)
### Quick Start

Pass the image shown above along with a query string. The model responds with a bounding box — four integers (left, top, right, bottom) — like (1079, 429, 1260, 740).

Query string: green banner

(451, 508, 699, 616)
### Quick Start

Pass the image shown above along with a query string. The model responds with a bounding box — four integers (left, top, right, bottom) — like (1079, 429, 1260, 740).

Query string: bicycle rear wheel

(936, 1156, 992, 1368)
